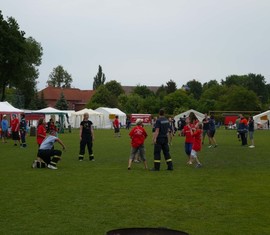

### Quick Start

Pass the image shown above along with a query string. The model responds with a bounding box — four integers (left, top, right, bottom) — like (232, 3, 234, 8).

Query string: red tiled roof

(38, 87, 95, 110)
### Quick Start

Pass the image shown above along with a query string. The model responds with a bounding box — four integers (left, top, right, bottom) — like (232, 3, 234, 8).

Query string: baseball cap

(136, 118, 143, 125)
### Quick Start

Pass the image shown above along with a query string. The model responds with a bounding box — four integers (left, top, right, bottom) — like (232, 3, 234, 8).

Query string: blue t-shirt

(39, 135, 57, 150)
(1, 119, 8, 131)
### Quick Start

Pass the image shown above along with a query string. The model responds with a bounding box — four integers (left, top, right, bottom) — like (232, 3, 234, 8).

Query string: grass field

(0, 126, 270, 235)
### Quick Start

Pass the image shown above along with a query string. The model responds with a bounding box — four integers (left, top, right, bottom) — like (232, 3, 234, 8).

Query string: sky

(2, 0, 270, 91)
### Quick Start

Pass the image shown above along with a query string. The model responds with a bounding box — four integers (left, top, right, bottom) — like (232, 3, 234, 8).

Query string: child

(181, 117, 194, 164)
(190, 122, 203, 168)
(78, 113, 95, 161)
(19, 113, 27, 148)
(128, 119, 148, 170)
(113, 115, 121, 137)
(35, 130, 66, 170)
(32, 118, 47, 168)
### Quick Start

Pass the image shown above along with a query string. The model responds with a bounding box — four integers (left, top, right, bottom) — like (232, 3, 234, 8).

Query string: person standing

(248, 116, 255, 148)
(1, 114, 8, 143)
(190, 123, 203, 168)
(19, 113, 27, 148)
(202, 113, 210, 145)
(36, 130, 66, 170)
(128, 119, 148, 170)
(238, 114, 248, 146)
(208, 115, 217, 148)
(152, 109, 173, 171)
(182, 116, 194, 164)
(11, 114, 20, 146)
(113, 115, 121, 137)
(78, 113, 95, 161)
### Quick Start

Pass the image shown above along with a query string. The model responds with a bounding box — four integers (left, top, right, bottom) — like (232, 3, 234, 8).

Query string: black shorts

(208, 130, 216, 138)
(12, 131, 20, 140)
(114, 127, 120, 133)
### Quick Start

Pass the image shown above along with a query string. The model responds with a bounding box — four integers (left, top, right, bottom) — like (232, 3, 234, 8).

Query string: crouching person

(34, 130, 66, 170)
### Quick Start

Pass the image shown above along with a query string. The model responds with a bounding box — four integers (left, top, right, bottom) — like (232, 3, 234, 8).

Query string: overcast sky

(2, 0, 270, 90)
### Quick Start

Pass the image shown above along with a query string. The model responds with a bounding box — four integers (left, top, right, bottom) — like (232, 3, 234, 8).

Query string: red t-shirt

(192, 129, 202, 152)
(37, 124, 46, 145)
(11, 118, 19, 132)
(113, 118, 119, 128)
(183, 125, 193, 144)
(129, 126, 147, 148)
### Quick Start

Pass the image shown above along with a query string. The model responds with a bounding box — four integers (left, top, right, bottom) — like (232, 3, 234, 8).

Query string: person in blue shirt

(1, 114, 8, 143)
(34, 130, 66, 170)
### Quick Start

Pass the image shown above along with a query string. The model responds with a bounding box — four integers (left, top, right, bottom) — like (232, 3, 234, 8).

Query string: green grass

(0, 127, 270, 235)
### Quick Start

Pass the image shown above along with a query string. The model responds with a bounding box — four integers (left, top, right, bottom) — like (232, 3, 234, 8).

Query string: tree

(105, 80, 124, 97)
(0, 12, 43, 106)
(55, 92, 68, 110)
(93, 65, 106, 90)
(186, 79, 203, 100)
(47, 65, 73, 88)
(132, 85, 154, 98)
(165, 79, 177, 94)
(87, 85, 116, 109)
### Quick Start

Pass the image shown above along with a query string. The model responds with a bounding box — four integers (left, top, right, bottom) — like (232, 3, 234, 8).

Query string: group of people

(0, 114, 27, 147)
(1, 110, 256, 171)
(236, 114, 255, 148)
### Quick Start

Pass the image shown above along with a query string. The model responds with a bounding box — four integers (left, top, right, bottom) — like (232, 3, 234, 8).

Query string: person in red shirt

(113, 115, 121, 137)
(37, 118, 47, 146)
(32, 118, 47, 168)
(11, 114, 20, 146)
(190, 122, 203, 168)
(181, 117, 194, 164)
(128, 119, 148, 170)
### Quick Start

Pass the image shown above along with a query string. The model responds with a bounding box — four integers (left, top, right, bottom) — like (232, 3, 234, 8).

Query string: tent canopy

(0, 101, 23, 114)
(72, 108, 105, 128)
(31, 107, 68, 114)
(253, 110, 270, 129)
(95, 107, 126, 129)
(174, 109, 205, 123)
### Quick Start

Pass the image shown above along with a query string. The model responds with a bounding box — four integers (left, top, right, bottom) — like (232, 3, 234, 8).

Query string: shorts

(130, 145, 146, 161)
(185, 142, 193, 156)
(114, 127, 120, 133)
(12, 131, 20, 140)
(190, 149, 198, 158)
(208, 130, 215, 138)
(249, 131, 254, 140)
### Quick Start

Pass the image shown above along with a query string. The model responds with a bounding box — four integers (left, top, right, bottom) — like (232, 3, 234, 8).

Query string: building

(39, 86, 95, 111)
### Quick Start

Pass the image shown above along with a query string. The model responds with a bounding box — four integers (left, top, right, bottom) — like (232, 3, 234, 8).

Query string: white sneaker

(48, 164, 58, 170)
(32, 160, 37, 168)
(249, 145, 255, 148)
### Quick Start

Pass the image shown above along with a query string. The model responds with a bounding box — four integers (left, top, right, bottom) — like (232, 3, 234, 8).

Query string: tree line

(1, 11, 270, 116)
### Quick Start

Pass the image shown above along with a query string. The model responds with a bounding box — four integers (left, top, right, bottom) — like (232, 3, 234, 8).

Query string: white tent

(0, 101, 23, 114)
(95, 107, 126, 129)
(72, 108, 105, 129)
(253, 110, 270, 129)
(174, 109, 205, 123)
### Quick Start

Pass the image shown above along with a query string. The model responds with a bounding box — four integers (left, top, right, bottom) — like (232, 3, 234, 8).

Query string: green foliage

(163, 89, 195, 114)
(186, 79, 203, 100)
(55, 92, 68, 110)
(87, 85, 117, 109)
(132, 85, 154, 98)
(105, 80, 124, 97)
(93, 65, 106, 90)
(1, 128, 270, 234)
(47, 65, 73, 88)
(165, 79, 177, 94)
(0, 12, 43, 106)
